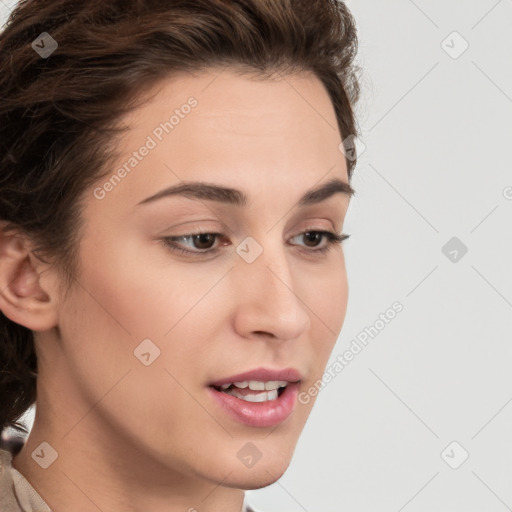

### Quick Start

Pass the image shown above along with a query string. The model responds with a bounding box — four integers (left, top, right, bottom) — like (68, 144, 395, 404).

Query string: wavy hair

(0, 0, 361, 436)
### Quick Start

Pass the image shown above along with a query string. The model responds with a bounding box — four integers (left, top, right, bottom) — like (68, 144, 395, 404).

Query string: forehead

(133, 66, 340, 129)
(89, 67, 348, 212)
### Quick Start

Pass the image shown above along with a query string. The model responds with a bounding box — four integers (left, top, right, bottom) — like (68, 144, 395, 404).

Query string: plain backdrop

(1, 1, 511, 511)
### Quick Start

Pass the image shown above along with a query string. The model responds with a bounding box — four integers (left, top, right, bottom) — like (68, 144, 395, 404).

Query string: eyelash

(161, 229, 350, 257)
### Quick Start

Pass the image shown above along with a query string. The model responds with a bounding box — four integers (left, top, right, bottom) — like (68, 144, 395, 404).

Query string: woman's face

(40, 67, 352, 489)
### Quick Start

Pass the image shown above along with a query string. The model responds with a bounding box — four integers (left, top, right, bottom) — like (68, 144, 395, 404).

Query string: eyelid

(161, 227, 349, 258)
(156, 219, 235, 238)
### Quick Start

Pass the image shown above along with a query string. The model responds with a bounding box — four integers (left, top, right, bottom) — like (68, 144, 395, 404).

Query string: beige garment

(0, 444, 259, 512)
(0, 446, 52, 512)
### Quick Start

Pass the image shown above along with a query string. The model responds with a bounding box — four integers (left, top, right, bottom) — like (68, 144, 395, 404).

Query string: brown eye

(162, 232, 225, 256)
(190, 233, 217, 250)
(162, 230, 349, 258)
(302, 231, 323, 247)
(290, 230, 349, 254)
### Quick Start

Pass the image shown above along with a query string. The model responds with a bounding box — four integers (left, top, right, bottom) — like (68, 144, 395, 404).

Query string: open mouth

(206, 368, 302, 427)
(207, 379, 300, 427)
(210, 380, 289, 403)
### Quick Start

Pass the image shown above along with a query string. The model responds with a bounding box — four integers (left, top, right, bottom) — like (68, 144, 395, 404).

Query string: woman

(0, 0, 361, 510)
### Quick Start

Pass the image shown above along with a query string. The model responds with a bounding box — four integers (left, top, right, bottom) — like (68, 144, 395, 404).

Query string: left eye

(162, 230, 350, 256)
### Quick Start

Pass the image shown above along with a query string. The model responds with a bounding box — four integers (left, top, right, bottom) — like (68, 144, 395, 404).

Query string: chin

(218, 459, 291, 490)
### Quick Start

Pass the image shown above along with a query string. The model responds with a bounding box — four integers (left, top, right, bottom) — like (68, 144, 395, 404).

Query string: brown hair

(0, 0, 361, 436)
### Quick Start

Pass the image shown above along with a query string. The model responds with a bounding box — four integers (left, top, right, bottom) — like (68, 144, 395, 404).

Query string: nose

(231, 238, 311, 341)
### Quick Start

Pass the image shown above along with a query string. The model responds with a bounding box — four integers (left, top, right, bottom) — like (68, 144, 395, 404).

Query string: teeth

(265, 380, 288, 390)
(217, 380, 289, 391)
(248, 380, 265, 390)
(246, 380, 289, 390)
(223, 388, 279, 402)
(266, 389, 278, 401)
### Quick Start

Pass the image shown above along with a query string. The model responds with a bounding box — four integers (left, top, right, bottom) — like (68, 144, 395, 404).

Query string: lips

(207, 367, 303, 427)
(208, 367, 302, 388)
(207, 381, 301, 427)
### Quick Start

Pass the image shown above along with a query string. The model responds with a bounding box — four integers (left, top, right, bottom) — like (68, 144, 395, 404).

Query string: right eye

(162, 232, 229, 256)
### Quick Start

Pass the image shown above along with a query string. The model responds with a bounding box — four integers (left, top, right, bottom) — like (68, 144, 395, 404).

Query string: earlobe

(0, 228, 58, 332)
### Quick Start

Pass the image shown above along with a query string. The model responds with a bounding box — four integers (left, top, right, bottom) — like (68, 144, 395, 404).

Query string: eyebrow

(136, 177, 355, 208)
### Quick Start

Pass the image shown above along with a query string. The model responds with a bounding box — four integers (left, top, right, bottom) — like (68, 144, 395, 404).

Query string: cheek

(55, 251, 223, 460)
(57, 230, 227, 394)
(303, 255, 348, 370)
(52, 233, 172, 412)
(321, 256, 348, 327)
(72, 229, 210, 340)
(309, 251, 348, 315)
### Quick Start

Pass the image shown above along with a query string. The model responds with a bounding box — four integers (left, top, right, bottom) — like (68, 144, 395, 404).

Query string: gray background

(1, 1, 511, 511)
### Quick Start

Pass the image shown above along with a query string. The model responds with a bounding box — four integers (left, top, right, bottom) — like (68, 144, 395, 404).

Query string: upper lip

(209, 367, 302, 387)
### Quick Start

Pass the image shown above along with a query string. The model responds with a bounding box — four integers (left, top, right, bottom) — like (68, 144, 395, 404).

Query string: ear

(0, 226, 59, 331)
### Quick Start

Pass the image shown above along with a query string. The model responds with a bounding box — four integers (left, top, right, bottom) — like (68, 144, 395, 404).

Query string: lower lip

(207, 382, 300, 428)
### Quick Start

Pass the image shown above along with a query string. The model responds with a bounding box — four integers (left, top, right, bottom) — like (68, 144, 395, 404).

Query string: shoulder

(0, 440, 53, 512)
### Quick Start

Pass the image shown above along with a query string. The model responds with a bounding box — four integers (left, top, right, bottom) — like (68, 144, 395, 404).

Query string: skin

(1, 67, 352, 512)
